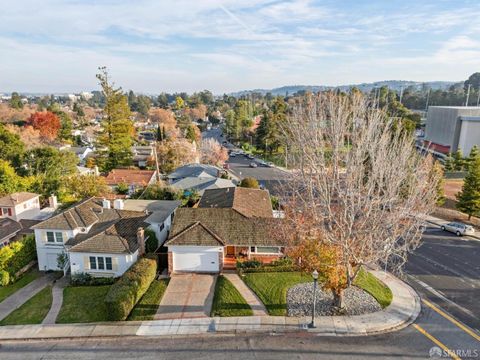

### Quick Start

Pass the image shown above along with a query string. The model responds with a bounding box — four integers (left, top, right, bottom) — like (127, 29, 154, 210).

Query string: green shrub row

(0, 235, 37, 285)
(104, 257, 157, 321)
(70, 272, 117, 286)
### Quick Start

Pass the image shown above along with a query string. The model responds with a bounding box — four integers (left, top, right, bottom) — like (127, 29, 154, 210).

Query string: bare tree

(200, 138, 228, 166)
(277, 92, 440, 308)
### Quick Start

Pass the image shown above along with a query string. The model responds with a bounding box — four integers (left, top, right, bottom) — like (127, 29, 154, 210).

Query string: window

(159, 223, 165, 231)
(105, 257, 112, 270)
(97, 257, 105, 270)
(89, 256, 97, 270)
(47, 232, 55, 243)
(253, 246, 280, 254)
(250, 246, 255, 252)
(47, 232, 63, 243)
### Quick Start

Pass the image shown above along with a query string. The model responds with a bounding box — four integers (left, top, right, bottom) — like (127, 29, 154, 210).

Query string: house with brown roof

(165, 189, 284, 273)
(104, 169, 157, 195)
(32, 197, 179, 277)
(0, 192, 41, 221)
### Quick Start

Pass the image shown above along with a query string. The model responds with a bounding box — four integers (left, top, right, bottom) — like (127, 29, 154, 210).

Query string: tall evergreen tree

(467, 145, 480, 169)
(443, 153, 454, 172)
(452, 150, 465, 171)
(456, 156, 480, 220)
(95, 67, 134, 171)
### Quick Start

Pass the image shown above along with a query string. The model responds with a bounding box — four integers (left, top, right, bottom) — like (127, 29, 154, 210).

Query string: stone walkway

(42, 276, 68, 325)
(0, 274, 54, 321)
(155, 274, 217, 320)
(223, 273, 268, 316)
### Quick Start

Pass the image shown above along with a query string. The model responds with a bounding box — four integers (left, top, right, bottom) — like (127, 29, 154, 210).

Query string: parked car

(247, 154, 254, 160)
(223, 163, 230, 169)
(249, 162, 258, 168)
(266, 162, 274, 167)
(441, 222, 475, 236)
(230, 152, 236, 157)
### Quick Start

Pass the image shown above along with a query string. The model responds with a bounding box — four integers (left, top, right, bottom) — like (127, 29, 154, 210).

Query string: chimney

(113, 199, 124, 210)
(102, 199, 111, 209)
(49, 195, 58, 209)
(137, 228, 145, 255)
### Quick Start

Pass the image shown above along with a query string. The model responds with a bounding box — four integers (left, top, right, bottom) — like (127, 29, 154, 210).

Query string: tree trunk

(332, 288, 345, 309)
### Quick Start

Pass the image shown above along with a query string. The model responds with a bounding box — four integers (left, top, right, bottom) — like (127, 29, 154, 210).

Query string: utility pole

(465, 84, 471, 106)
(425, 88, 431, 112)
(399, 86, 404, 104)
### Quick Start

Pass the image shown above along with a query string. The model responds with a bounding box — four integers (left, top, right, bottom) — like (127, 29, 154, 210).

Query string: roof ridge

(167, 220, 225, 245)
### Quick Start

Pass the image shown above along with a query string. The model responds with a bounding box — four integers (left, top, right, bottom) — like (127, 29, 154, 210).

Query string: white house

(32, 198, 148, 275)
(0, 192, 41, 221)
(32, 197, 180, 276)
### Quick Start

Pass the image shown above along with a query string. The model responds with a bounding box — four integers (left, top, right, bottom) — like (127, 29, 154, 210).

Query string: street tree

(456, 156, 480, 220)
(200, 138, 228, 166)
(276, 92, 439, 308)
(95, 67, 134, 171)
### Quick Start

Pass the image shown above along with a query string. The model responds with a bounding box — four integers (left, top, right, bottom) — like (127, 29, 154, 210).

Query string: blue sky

(1, 0, 479, 94)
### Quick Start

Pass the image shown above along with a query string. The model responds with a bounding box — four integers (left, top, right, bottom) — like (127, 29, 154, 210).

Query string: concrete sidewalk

(423, 214, 480, 240)
(0, 274, 54, 321)
(0, 270, 420, 340)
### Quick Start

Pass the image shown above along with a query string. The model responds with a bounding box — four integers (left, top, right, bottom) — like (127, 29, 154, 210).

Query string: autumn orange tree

(26, 111, 60, 141)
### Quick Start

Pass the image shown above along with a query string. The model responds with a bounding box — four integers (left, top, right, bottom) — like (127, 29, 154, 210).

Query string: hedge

(0, 235, 37, 284)
(104, 257, 157, 321)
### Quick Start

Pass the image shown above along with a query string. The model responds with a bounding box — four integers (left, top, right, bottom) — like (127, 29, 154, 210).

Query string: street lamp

(308, 270, 319, 328)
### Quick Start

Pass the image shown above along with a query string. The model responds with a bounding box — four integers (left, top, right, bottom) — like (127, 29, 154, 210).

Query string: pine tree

(452, 150, 465, 171)
(467, 145, 480, 169)
(433, 161, 445, 206)
(456, 156, 480, 220)
(95, 67, 134, 171)
(443, 153, 454, 172)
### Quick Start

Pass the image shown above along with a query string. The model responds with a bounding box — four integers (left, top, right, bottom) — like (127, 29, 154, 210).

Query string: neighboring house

(198, 187, 273, 218)
(122, 199, 182, 247)
(69, 146, 94, 162)
(0, 218, 23, 248)
(165, 208, 284, 274)
(31, 198, 149, 276)
(104, 169, 157, 195)
(132, 146, 155, 168)
(0, 192, 41, 221)
(168, 164, 235, 195)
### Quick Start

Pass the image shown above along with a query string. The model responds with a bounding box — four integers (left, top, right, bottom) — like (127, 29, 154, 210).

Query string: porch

(222, 245, 284, 270)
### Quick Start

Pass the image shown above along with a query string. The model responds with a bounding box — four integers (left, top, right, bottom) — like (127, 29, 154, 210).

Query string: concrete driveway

(155, 274, 217, 320)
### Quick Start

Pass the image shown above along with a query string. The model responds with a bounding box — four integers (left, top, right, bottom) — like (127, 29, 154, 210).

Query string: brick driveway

(154, 274, 217, 320)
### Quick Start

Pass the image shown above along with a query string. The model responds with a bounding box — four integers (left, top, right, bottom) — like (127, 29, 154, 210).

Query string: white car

(249, 162, 258, 168)
(441, 222, 475, 236)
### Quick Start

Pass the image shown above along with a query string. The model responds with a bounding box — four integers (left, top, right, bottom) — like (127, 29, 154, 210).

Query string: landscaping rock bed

(287, 283, 382, 316)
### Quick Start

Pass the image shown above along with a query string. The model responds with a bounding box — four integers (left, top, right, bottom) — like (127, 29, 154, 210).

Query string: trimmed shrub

(70, 272, 116, 286)
(241, 265, 298, 273)
(236, 259, 262, 269)
(144, 229, 158, 253)
(0, 235, 37, 279)
(0, 270, 10, 286)
(104, 257, 157, 321)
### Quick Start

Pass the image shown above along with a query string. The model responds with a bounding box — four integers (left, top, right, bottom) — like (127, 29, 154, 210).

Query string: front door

(226, 246, 235, 256)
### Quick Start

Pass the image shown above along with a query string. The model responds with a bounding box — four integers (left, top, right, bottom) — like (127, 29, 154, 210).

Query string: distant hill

(230, 80, 460, 97)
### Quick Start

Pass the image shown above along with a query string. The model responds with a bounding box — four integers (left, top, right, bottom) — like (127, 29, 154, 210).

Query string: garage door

(173, 249, 219, 272)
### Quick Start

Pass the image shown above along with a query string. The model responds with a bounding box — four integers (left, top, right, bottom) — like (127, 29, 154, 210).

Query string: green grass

(0, 286, 52, 325)
(211, 276, 253, 317)
(354, 269, 393, 308)
(56, 285, 111, 323)
(128, 279, 169, 321)
(242, 272, 311, 316)
(0, 270, 40, 303)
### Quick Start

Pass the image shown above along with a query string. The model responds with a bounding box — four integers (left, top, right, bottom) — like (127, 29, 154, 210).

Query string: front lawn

(0, 270, 39, 303)
(354, 268, 393, 308)
(242, 272, 311, 316)
(56, 285, 111, 323)
(128, 279, 169, 321)
(0, 286, 52, 325)
(211, 275, 253, 317)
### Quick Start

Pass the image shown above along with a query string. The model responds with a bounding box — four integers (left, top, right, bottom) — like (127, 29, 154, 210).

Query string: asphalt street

(203, 128, 291, 195)
(405, 226, 480, 332)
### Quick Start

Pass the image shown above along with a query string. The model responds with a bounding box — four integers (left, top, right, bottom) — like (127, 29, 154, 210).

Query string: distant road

(202, 128, 291, 195)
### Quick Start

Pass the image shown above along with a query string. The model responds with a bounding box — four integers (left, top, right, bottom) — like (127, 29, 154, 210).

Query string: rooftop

(0, 192, 39, 207)
(0, 218, 22, 241)
(167, 163, 222, 180)
(104, 169, 156, 186)
(198, 187, 273, 218)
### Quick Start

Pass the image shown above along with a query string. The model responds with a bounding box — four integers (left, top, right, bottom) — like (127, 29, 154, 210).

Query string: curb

(0, 271, 420, 341)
